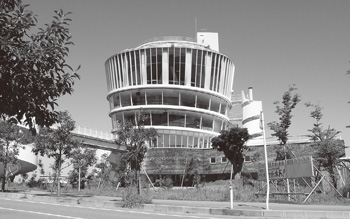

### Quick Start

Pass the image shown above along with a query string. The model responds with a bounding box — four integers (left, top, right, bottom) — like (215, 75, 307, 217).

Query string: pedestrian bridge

(71, 125, 125, 152)
(0, 126, 124, 179)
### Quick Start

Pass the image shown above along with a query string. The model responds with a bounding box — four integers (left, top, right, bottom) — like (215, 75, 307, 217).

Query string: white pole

(78, 166, 81, 192)
(230, 164, 233, 209)
(261, 110, 270, 210)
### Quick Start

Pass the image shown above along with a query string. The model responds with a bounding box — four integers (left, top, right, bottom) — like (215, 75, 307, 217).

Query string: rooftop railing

(142, 36, 196, 44)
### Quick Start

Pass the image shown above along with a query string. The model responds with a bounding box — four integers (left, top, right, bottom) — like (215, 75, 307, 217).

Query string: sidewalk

(0, 190, 349, 219)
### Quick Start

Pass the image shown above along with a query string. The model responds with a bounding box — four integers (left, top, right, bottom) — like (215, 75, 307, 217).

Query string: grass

(6, 179, 350, 206)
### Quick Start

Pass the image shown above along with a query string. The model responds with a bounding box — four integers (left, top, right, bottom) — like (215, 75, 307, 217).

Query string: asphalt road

(0, 198, 232, 219)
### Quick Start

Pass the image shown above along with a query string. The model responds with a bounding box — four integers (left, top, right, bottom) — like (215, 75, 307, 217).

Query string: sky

(25, 0, 350, 149)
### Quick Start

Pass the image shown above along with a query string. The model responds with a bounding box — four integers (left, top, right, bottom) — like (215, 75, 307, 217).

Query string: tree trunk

(57, 160, 61, 196)
(1, 162, 7, 192)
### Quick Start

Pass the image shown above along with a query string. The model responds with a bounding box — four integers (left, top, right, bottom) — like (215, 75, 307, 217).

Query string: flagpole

(260, 110, 269, 210)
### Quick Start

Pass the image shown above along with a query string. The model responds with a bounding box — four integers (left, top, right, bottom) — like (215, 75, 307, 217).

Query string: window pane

(151, 111, 167, 126)
(180, 91, 195, 107)
(163, 90, 179, 105)
(120, 92, 131, 107)
(132, 90, 145, 106)
(112, 94, 120, 108)
(169, 112, 185, 127)
(202, 116, 212, 131)
(169, 47, 174, 84)
(146, 89, 162, 104)
(146, 49, 151, 84)
(197, 94, 209, 109)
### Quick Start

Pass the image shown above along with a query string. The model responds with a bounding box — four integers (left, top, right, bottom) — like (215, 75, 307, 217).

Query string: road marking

(0, 198, 229, 219)
(0, 206, 86, 219)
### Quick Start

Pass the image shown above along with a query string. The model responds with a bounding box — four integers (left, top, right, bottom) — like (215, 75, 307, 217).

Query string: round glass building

(105, 33, 235, 150)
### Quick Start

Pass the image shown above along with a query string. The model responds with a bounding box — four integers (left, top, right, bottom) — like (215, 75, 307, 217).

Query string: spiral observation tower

(105, 32, 234, 149)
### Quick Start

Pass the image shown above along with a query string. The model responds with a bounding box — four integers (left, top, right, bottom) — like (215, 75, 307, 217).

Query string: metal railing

(72, 125, 114, 141)
(142, 36, 195, 44)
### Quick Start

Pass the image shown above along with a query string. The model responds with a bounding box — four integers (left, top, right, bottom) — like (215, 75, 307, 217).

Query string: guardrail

(72, 125, 115, 141)
(142, 36, 195, 44)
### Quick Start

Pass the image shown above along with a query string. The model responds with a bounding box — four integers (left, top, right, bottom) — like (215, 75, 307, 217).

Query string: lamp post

(260, 110, 270, 210)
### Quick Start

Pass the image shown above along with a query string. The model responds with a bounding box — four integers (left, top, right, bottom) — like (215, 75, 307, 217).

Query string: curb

(141, 203, 350, 219)
(0, 193, 349, 219)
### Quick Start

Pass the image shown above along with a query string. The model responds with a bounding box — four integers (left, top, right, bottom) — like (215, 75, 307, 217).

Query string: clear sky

(25, 0, 350, 148)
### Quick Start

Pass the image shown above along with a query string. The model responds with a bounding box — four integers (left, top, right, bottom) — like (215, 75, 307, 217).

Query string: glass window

(168, 47, 175, 84)
(113, 113, 123, 129)
(124, 111, 135, 123)
(197, 94, 209, 109)
(135, 51, 141, 85)
(130, 51, 136, 85)
(193, 136, 199, 148)
(176, 135, 182, 147)
(188, 136, 193, 148)
(196, 50, 202, 87)
(191, 49, 197, 86)
(174, 48, 180, 84)
(157, 48, 162, 83)
(146, 49, 151, 84)
(151, 111, 167, 126)
(180, 48, 186, 85)
(216, 56, 222, 91)
(120, 92, 131, 107)
(202, 116, 212, 131)
(214, 119, 222, 132)
(210, 96, 220, 112)
(132, 90, 145, 106)
(163, 133, 169, 147)
(180, 91, 195, 107)
(220, 103, 227, 115)
(186, 113, 200, 129)
(169, 135, 176, 147)
(182, 135, 188, 148)
(157, 133, 163, 148)
(210, 157, 216, 164)
(141, 111, 151, 126)
(163, 90, 179, 105)
(151, 48, 157, 84)
(146, 89, 162, 105)
(169, 112, 185, 127)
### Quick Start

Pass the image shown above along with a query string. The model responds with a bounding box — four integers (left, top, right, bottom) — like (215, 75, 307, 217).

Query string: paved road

(0, 198, 233, 219)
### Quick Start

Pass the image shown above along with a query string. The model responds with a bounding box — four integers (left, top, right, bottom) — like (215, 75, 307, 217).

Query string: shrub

(122, 186, 152, 208)
(340, 180, 350, 198)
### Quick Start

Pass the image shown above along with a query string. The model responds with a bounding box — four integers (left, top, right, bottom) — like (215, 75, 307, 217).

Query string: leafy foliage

(306, 103, 345, 189)
(267, 85, 301, 146)
(68, 148, 96, 189)
(92, 152, 116, 189)
(33, 111, 80, 195)
(0, 0, 80, 134)
(267, 85, 300, 161)
(115, 114, 157, 191)
(211, 127, 250, 179)
(0, 118, 24, 191)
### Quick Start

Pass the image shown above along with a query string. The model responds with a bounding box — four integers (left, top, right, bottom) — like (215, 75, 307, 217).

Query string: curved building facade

(105, 33, 235, 149)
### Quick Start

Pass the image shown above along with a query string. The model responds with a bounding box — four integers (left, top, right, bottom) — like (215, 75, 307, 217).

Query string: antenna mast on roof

(195, 17, 197, 37)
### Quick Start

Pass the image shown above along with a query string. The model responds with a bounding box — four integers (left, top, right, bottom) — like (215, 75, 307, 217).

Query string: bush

(340, 180, 350, 198)
(122, 186, 152, 208)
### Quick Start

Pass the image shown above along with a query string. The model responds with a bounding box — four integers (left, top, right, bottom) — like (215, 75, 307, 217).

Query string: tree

(211, 127, 250, 179)
(68, 147, 96, 190)
(306, 103, 345, 189)
(0, 118, 23, 191)
(33, 111, 80, 196)
(0, 0, 80, 134)
(115, 114, 157, 194)
(267, 85, 301, 160)
(93, 153, 114, 189)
